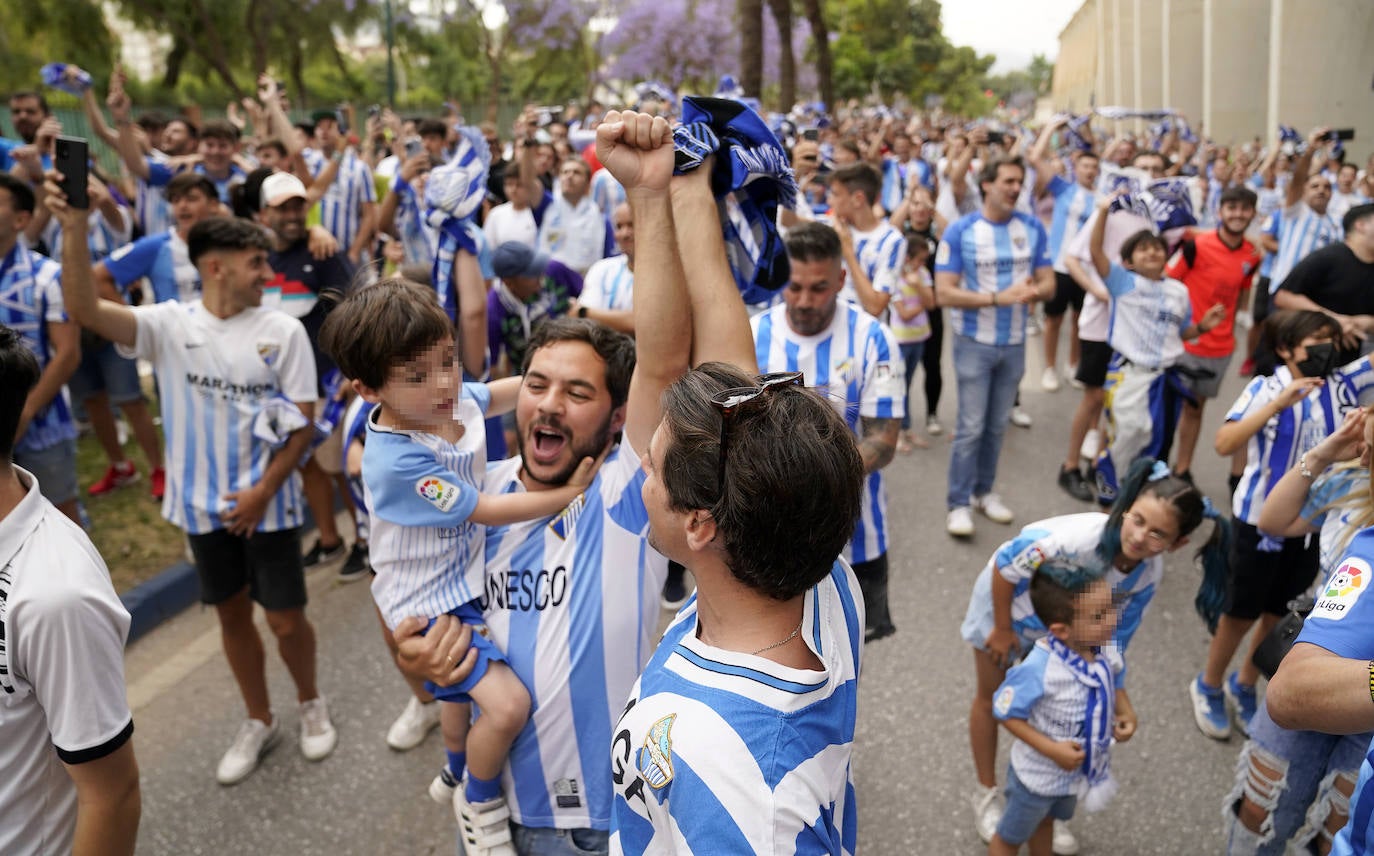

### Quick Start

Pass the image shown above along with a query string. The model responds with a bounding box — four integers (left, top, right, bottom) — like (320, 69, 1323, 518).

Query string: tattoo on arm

(859, 416, 901, 473)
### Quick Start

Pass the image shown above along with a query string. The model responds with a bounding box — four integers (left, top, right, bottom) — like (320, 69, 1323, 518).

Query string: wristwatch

(577, 306, 589, 319)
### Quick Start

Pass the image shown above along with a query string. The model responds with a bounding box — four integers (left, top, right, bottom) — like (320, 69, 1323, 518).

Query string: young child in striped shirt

(991, 563, 1135, 855)
(320, 278, 599, 856)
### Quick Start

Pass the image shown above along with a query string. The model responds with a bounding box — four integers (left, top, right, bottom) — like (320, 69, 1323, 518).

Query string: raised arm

(1088, 196, 1113, 279)
(1285, 126, 1328, 209)
(45, 176, 138, 347)
(107, 84, 151, 182)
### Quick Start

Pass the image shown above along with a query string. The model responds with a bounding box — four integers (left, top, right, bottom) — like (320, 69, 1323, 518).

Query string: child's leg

(1026, 817, 1055, 856)
(970, 647, 1007, 789)
(440, 700, 471, 776)
(462, 661, 532, 800)
(1203, 614, 1257, 687)
(988, 833, 1019, 856)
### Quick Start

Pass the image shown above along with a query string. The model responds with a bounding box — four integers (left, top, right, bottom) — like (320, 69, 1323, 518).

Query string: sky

(941, 0, 1085, 73)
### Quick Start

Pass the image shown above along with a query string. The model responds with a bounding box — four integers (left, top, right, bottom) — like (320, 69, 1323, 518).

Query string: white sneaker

(972, 493, 1015, 524)
(1041, 366, 1061, 392)
(946, 507, 975, 537)
(454, 786, 518, 856)
(429, 766, 459, 804)
(1067, 365, 1084, 390)
(216, 716, 280, 785)
(971, 783, 1003, 843)
(299, 696, 338, 761)
(1010, 406, 1033, 428)
(925, 414, 944, 436)
(1052, 819, 1080, 855)
(1080, 428, 1101, 463)
(386, 695, 441, 751)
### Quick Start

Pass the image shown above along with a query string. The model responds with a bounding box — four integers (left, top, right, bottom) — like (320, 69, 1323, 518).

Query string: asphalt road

(124, 334, 1252, 855)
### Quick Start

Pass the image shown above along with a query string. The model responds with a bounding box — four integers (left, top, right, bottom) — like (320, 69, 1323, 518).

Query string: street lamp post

(385, 0, 397, 107)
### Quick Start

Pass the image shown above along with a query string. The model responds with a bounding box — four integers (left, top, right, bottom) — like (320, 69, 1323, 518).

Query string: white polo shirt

(0, 467, 133, 856)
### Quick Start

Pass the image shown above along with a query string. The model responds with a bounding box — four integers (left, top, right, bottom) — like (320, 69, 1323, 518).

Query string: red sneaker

(1239, 358, 1255, 377)
(150, 467, 166, 501)
(89, 461, 140, 496)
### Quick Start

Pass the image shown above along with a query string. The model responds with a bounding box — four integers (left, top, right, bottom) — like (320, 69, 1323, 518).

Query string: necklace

(752, 618, 804, 656)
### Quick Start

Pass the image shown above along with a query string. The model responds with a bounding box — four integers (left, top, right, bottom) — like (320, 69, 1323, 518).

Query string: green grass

(75, 385, 187, 595)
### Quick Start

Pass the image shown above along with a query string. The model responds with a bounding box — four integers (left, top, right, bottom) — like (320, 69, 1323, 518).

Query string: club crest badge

(637, 714, 676, 789)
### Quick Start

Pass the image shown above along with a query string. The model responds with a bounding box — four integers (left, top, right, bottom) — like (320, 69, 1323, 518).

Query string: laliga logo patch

(1313, 557, 1370, 621)
(416, 477, 460, 512)
(1014, 545, 1049, 575)
(637, 714, 676, 789)
(994, 686, 1015, 717)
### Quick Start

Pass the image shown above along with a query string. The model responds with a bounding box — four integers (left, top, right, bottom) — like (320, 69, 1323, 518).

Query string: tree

(738, 0, 764, 98)
(602, 0, 740, 98)
(799, 0, 833, 111)
(0, 0, 115, 97)
(983, 53, 1053, 112)
(766, 0, 796, 110)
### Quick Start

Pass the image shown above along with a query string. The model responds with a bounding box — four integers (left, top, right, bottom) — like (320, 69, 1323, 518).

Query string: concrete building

(1050, 0, 1374, 154)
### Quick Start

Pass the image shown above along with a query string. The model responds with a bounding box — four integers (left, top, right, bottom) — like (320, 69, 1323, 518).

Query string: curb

(121, 560, 200, 644)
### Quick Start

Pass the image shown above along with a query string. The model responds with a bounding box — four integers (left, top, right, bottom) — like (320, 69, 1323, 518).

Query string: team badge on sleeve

(936, 241, 951, 266)
(637, 714, 677, 789)
(416, 477, 461, 512)
(1011, 545, 1049, 577)
(1312, 557, 1369, 621)
(994, 686, 1015, 717)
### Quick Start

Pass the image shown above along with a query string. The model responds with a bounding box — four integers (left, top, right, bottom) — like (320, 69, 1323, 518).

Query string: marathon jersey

(610, 561, 863, 856)
(985, 513, 1161, 682)
(363, 383, 490, 629)
(936, 210, 1051, 347)
(1102, 264, 1192, 370)
(752, 302, 906, 563)
(122, 301, 317, 534)
(104, 229, 198, 303)
(479, 439, 669, 831)
(1228, 359, 1374, 525)
(1293, 528, 1374, 856)
(1167, 231, 1260, 358)
(0, 245, 74, 454)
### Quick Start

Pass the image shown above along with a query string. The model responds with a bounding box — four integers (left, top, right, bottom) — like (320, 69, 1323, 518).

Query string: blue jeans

(458, 824, 608, 856)
(997, 766, 1077, 845)
(899, 341, 927, 430)
(947, 335, 1024, 509)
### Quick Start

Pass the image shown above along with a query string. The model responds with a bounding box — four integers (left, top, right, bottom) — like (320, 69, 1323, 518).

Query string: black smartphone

(1327, 128, 1356, 142)
(55, 135, 89, 209)
(802, 128, 820, 142)
(985, 130, 1006, 145)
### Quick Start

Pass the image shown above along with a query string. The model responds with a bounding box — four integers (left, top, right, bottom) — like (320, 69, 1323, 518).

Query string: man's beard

(517, 415, 614, 487)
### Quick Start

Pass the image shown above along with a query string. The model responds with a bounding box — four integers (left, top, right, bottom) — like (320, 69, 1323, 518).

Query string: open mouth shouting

(528, 420, 570, 465)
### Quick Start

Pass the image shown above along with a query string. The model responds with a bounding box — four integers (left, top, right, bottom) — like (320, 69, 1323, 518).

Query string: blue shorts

(66, 339, 144, 405)
(997, 766, 1078, 845)
(14, 437, 79, 506)
(423, 602, 506, 703)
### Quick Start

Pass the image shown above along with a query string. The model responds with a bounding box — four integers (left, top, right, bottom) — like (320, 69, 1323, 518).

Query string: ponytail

(1097, 458, 1168, 568)
(1193, 497, 1232, 633)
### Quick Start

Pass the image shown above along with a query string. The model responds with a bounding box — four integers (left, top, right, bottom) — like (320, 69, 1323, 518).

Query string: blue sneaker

(1226, 673, 1259, 736)
(1188, 675, 1231, 740)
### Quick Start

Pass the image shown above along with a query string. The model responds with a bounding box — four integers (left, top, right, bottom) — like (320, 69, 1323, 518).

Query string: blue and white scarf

(1045, 635, 1118, 811)
(1094, 106, 1178, 122)
(672, 96, 798, 305)
(424, 125, 494, 320)
(1108, 176, 1198, 234)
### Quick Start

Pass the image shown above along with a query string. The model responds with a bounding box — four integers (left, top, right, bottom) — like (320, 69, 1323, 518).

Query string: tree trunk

(738, 0, 764, 99)
(767, 0, 795, 112)
(800, 0, 832, 112)
(162, 36, 188, 89)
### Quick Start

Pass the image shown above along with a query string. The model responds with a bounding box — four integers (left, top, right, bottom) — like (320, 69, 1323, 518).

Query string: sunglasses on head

(709, 372, 805, 495)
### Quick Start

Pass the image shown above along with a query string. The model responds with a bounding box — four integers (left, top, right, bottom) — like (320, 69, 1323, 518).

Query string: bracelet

(1368, 659, 1374, 706)
(990, 291, 998, 307)
(1299, 452, 1317, 479)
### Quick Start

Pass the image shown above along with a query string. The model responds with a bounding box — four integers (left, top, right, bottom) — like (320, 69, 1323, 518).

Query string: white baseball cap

(259, 172, 308, 209)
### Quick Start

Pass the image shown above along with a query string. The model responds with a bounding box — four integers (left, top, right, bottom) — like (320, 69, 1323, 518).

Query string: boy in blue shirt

(991, 564, 1137, 855)
(320, 278, 599, 856)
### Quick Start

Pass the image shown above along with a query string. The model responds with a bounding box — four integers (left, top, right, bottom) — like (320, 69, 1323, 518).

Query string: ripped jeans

(1223, 703, 1369, 855)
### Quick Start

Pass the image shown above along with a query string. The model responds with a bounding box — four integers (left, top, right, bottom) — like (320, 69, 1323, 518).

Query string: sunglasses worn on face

(709, 372, 804, 496)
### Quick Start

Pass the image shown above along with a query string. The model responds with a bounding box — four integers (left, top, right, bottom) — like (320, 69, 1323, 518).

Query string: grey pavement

(126, 334, 1251, 855)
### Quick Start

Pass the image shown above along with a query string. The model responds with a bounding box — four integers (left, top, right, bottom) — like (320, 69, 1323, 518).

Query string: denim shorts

(14, 437, 79, 506)
(458, 824, 607, 856)
(997, 766, 1078, 845)
(66, 339, 145, 405)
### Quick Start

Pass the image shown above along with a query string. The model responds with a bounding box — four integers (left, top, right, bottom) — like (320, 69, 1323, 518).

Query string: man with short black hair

(0, 323, 141, 856)
(828, 161, 906, 319)
(50, 180, 339, 785)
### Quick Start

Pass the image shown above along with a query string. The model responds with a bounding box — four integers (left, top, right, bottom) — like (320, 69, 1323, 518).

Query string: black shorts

(1223, 520, 1319, 620)
(1251, 278, 1272, 322)
(188, 527, 308, 611)
(1074, 340, 1114, 388)
(1045, 272, 1085, 318)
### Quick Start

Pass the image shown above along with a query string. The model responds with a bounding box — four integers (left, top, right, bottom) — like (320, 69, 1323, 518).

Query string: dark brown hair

(521, 317, 635, 409)
(319, 278, 452, 389)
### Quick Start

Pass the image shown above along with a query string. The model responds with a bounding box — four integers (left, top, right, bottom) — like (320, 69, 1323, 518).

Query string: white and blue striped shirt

(840, 221, 906, 320)
(538, 194, 611, 275)
(1102, 264, 1192, 370)
(306, 149, 377, 251)
(581, 254, 634, 312)
(38, 207, 132, 263)
(123, 301, 317, 534)
(103, 229, 199, 304)
(936, 211, 1052, 346)
(590, 169, 626, 221)
(146, 160, 247, 205)
(752, 302, 905, 564)
(480, 440, 669, 831)
(136, 151, 174, 236)
(1271, 201, 1341, 290)
(0, 245, 74, 454)
(610, 561, 863, 856)
(1045, 174, 1095, 272)
(363, 383, 490, 629)
(388, 173, 438, 268)
(1228, 359, 1374, 526)
(994, 637, 1123, 796)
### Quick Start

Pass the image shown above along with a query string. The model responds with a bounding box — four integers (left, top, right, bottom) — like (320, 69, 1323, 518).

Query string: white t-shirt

(0, 468, 133, 856)
(123, 301, 318, 534)
(581, 254, 634, 312)
(1063, 208, 1155, 342)
(484, 202, 539, 251)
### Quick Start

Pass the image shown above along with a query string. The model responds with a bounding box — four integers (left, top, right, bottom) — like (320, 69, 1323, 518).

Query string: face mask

(1296, 342, 1336, 378)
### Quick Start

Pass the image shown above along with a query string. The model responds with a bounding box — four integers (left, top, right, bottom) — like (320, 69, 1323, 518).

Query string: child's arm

(1089, 195, 1114, 279)
(1000, 718, 1085, 773)
(1180, 302, 1226, 341)
(986, 568, 1020, 668)
(1214, 378, 1325, 455)
(466, 451, 604, 527)
(1113, 689, 1137, 743)
(484, 376, 523, 416)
